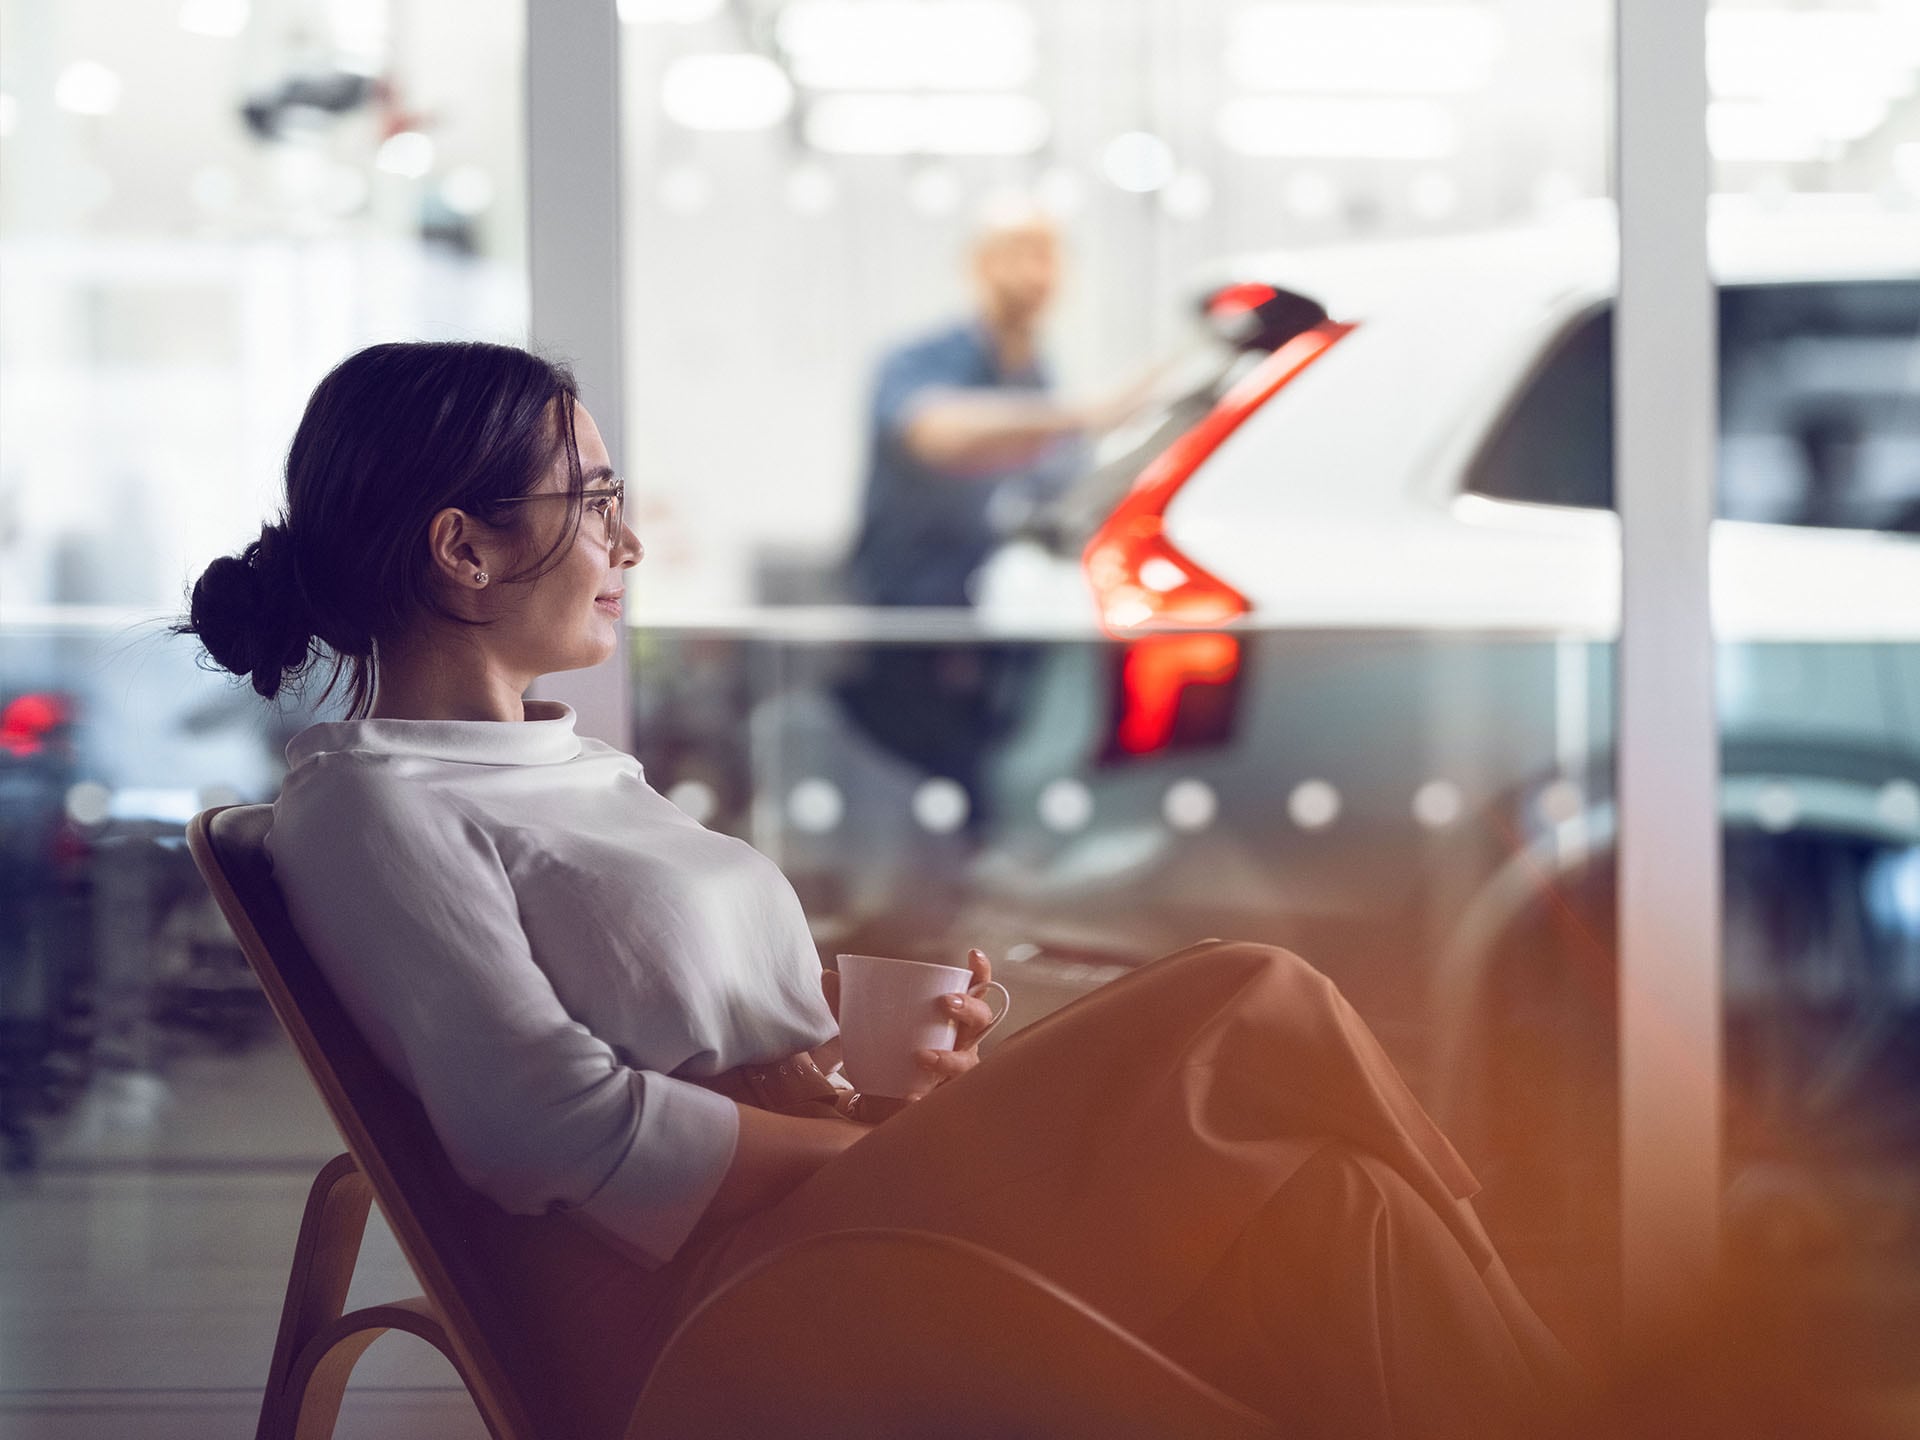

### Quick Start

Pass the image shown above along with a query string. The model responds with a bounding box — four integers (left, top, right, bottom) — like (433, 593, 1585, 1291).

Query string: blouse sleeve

(265, 754, 740, 1267)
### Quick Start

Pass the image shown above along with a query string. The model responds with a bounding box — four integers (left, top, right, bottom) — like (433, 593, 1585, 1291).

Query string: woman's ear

(426, 506, 500, 590)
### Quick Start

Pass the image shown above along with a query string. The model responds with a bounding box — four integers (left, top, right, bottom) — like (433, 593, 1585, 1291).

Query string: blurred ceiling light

(777, 0, 1035, 91)
(1707, 103, 1819, 164)
(1708, 10, 1918, 103)
(374, 129, 434, 178)
(440, 164, 495, 216)
(179, 0, 250, 38)
(618, 0, 724, 21)
(1216, 96, 1459, 159)
(1226, 3, 1503, 95)
(1101, 131, 1176, 193)
(804, 93, 1049, 155)
(1806, 94, 1893, 144)
(1160, 169, 1215, 220)
(785, 161, 838, 215)
(906, 164, 965, 216)
(0, 94, 16, 139)
(658, 164, 714, 214)
(1708, 98, 1889, 164)
(662, 53, 794, 131)
(54, 61, 122, 116)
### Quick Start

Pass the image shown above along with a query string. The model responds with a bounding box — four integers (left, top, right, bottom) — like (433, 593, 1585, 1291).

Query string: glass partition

(622, 0, 1624, 1366)
(1705, 0, 1920, 1372)
(0, 0, 526, 1416)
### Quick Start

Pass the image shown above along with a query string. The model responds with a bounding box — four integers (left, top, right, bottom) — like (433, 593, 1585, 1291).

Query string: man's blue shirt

(847, 321, 1080, 607)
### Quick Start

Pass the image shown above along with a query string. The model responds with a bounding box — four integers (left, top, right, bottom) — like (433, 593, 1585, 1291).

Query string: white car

(982, 205, 1920, 640)
(950, 206, 1920, 1293)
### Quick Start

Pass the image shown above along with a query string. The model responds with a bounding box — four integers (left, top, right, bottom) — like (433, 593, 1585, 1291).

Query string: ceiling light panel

(662, 53, 796, 131)
(619, 0, 725, 21)
(179, 0, 251, 38)
(1216, 96, 1460, 159)
(1707, 10, 1919, 103)
(777, 0, 1037, 91)
(1226, 3, 1504, 95)
(804, 93, 1049, 155)
(54, 61, 123, 116)
(1706, 95, 1894, 165)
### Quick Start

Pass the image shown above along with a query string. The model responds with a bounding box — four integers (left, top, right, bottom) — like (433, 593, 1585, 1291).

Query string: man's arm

(899, 362, 1175, 477)
(899, 389, 1093, 474)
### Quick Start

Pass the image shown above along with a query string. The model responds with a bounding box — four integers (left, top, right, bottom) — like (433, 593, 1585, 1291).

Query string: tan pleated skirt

(664, 940, 1580, 1438)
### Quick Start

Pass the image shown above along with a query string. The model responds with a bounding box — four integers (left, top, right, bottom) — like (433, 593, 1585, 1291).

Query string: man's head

(969, 198, 1061, 333)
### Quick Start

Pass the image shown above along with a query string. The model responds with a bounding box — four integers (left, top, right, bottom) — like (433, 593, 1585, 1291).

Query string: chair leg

(255, 1155, 468, 1440)
(274, 1296, 465, 1440)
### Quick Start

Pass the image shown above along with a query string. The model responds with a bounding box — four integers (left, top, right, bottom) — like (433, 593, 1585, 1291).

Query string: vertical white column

(1615, 0, 1722, 1340)
(525, 0, 632, 747)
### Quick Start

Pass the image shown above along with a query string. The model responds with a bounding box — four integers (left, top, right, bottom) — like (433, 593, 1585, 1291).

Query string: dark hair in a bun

(185, 523, 314, 699)
(175, 341, 582, 716)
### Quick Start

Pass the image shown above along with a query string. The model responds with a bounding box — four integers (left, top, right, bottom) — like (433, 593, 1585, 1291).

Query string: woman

(180, 341, 1573, 1438)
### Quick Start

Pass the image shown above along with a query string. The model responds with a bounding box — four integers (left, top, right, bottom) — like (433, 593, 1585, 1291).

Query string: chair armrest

(627, 1227, 1279, 1440)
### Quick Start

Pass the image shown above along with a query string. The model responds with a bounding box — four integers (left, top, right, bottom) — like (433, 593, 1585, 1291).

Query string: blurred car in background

(956, 204, 1920, 1274)
(632, 207, 1919, 1312)
(0, 636, 308, 1166)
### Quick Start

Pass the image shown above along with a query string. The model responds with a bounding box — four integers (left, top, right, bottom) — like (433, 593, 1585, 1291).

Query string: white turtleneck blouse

(265, 699, 838, 1266)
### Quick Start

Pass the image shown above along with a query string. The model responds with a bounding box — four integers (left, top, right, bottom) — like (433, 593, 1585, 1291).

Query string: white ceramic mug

(834, 953, 1012, 1100)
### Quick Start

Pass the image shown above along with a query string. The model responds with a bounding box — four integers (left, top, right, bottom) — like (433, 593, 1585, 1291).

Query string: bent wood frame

(188, 805, 543, 1440)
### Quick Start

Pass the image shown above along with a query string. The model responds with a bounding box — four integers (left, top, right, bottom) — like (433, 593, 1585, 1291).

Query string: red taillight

(0, 692, 70, 758)
(1082, 321, 1354, 636)
(1205, 282, 1280, 321)
(1116, 632, 1242, 755)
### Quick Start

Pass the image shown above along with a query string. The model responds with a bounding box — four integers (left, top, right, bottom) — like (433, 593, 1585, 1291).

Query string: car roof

(1202, 199, 1920, 318)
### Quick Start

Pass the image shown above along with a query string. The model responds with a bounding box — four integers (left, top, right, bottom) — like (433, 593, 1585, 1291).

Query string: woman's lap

(669, 940, 1571, 1427)
(1145, 1143, 1560, 1438)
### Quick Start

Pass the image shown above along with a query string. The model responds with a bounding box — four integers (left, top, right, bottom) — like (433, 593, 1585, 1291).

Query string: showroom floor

(8, 1030, 1920, 1440)
(0, 1038, 486, 1439)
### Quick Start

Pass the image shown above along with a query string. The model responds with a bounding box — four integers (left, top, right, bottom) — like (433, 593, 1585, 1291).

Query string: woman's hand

(914, 948, 997, 1087)
(819, 948, 998, 1098)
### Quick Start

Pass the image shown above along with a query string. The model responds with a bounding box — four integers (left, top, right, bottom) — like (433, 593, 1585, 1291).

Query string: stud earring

(473, 571, 488, 585)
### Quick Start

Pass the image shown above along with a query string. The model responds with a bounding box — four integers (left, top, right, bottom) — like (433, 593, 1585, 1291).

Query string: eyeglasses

(490, 482, 625, 548)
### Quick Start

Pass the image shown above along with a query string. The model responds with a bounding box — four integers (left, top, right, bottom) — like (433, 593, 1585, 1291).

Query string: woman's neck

(367, 632, 529, 723)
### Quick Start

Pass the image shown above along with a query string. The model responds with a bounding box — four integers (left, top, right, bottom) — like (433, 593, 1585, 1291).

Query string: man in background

(847, 202, 1144, 608)
(837, 201, 1157, 841)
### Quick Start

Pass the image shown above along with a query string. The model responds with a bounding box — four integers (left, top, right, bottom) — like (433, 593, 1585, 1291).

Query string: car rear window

(1464, 279, 1920, 534)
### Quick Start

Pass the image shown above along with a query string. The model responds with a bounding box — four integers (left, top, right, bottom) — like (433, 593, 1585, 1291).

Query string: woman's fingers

(939, 990, 998, 1039)
(948, 948, 997, 1044)
(915, 1046, 978, 1080)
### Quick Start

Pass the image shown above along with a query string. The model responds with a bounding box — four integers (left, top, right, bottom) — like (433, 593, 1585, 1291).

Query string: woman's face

(486, 402, 641, 679)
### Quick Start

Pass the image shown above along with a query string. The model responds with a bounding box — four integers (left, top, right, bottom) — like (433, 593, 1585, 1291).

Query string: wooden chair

(188, 803, 1277, 1440)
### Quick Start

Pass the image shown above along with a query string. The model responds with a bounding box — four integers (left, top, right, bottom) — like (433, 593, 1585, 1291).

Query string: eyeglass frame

(486, 481, 626, 548)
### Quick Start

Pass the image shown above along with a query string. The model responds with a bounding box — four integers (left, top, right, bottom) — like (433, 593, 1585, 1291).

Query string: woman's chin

(542, 634, 621, 675)
(592, 622, 624, 664)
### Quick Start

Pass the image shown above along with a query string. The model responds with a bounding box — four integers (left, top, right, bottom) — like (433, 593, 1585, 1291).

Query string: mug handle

(968, 979, 1012, 1041)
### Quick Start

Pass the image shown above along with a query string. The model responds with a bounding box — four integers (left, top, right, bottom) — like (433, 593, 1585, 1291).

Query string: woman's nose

(616, 522, 642, 568)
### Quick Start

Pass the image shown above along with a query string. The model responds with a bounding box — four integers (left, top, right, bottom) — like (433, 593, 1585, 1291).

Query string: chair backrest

(188, 803, 573, 1440)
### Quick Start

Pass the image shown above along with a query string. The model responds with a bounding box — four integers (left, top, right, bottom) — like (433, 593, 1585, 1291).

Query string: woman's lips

(595, 592, 623, 615)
